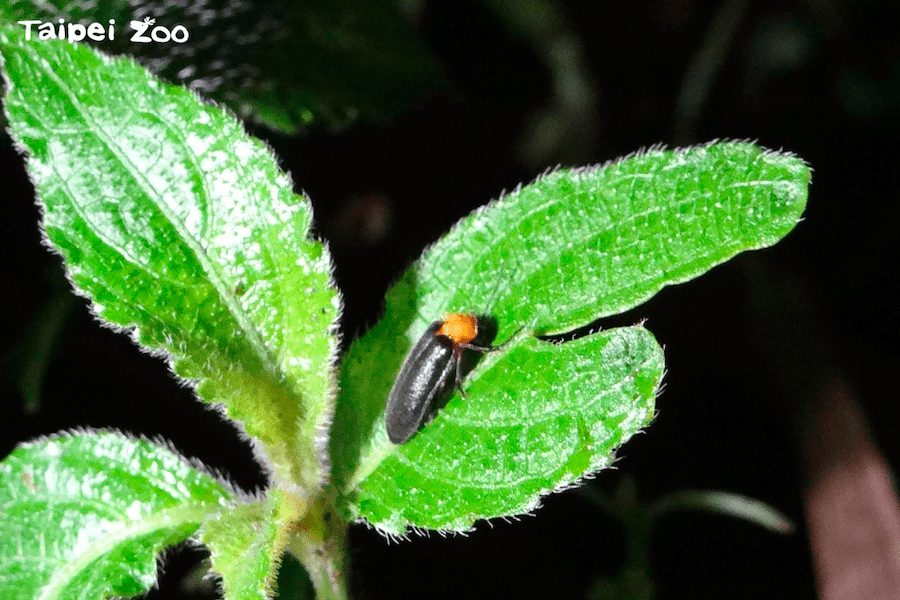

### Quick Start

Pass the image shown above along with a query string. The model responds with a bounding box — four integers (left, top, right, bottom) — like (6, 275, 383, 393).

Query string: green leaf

(0, 431, 234, 600)
(334, 141, 809, 533)
(355, 327, 662, 533)
(201, 491, 287, 600)
(0, 31, 340, 496)
(0, 1, 445, 133)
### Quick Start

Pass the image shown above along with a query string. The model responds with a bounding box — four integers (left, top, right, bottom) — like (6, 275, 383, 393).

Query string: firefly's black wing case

(385, 320, 455, 444)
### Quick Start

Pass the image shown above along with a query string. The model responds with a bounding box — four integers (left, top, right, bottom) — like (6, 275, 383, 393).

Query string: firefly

(385, 313, 498, 444)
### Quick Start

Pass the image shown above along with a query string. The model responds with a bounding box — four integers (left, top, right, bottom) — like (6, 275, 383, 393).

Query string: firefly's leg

(452, 346, 469, 398)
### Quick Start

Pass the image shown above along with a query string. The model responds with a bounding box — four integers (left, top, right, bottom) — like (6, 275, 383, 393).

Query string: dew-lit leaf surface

(0, 30, 340, 496)
(334, 141, 809, 533)
(201, 492, 285, 600)
(0, 432, 234, 600)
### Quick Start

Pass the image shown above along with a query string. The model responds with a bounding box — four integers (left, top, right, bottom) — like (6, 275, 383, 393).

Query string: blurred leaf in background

(0, 0, 447, 133)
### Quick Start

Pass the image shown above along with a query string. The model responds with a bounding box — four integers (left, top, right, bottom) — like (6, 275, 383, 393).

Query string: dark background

(2, 0, 898, 598)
